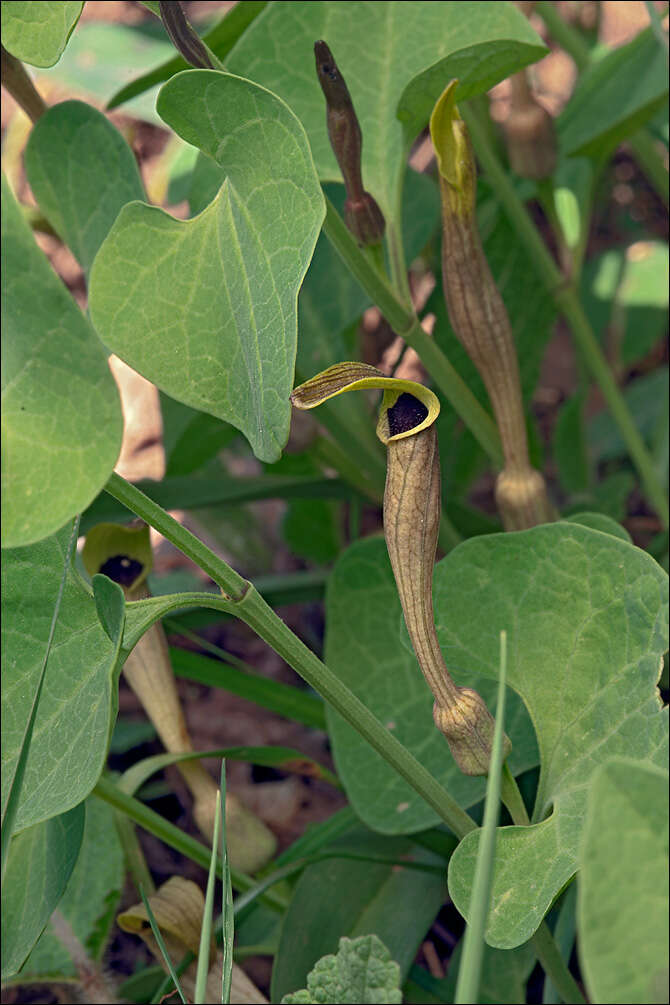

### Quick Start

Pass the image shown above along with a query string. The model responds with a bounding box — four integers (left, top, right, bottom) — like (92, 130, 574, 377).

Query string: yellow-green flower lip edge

(290, 362, 440, 444)
(429, 78, 467, 189)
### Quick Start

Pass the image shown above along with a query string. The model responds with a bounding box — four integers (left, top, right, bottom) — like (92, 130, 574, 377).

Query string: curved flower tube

(430, 81, 555, 531)
(291, 363, 511, 776)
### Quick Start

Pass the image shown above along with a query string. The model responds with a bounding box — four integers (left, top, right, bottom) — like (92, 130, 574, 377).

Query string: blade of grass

(140, 884, 187, 1005)
(93, 775, 289, 912)
(118, 746, 340, 800)
(81, 473, 354, 532)
(454, 631, 508, 1005)
(195, 788, 220, 1004)
(220, 762, 234, 1005)
(1, 515, 79, 880)
(168, 645, 327, 731)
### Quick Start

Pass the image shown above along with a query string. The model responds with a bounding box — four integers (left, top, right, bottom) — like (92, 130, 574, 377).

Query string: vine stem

(532, 922, 586, 1005)
(461, 106, 669, 529)
(321, 194, 504, 467)
(104, 472, 476, 839)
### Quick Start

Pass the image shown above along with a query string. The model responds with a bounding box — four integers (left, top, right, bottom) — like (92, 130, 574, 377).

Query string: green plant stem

(94, 775, 289, 911)
(500, 763, 530, 826)
(321, 194, 504, 467)
(114, 811, 156, 895)
(644, 0, 670, 61)
(628, 130, 670, 209)
(313, 434, 383, 502)
(1, 45, 47, 123)
(105, 473, 477, 839)
(461, 106, 669, 528)
(534, 1, 590, 69)
(532, 922, 586, 1005)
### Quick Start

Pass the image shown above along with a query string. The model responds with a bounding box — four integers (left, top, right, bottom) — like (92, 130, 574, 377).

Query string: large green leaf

(324, 537, 539, 834)
(272, 832, 444, 1002)
(89, 71, 324, 463)
(25, 101, 144, 276)
(11, 798, 125, 985)
(578, 758, 669, 1005)
(444, 524, 668, 948)
(1, 175, 122, 548)
(1, 526, 122, 831)
(0, 1, 83, 67)
(1, 803, 84, 980)
(559, 29, 669, 158)
(226, 1, 546, 220)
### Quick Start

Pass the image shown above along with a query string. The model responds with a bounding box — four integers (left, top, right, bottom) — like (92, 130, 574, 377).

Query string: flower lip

(290, 362, 440, 445)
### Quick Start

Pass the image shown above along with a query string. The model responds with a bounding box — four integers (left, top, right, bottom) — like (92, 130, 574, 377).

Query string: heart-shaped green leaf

(1, 1, 83, 67)
(89, 71, 324, 463)
(578, 758, 669, 1005)
(1, 174, 122, 548)
(324, 537, 539, 834)
(227, 1, 546, 221)
(24, 100, 144, 276)
(0, 803, 84, 980)
(444, 524, 668, 948)
(2, 525, 123, 831)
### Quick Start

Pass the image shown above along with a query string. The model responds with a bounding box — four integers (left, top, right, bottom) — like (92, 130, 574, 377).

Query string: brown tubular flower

(83, 522, 277, 874)
(291, 363, 511, 775)
(314, 40, 385, 246)
(430, 81, 555, 531)
(503, 70, 557, 180)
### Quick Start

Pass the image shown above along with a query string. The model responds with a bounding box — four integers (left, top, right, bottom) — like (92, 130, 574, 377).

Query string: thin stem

(628, 130, 670, 209)
(500, 763, 530, 826)
(105, 471, 248, 599)
(313, 435, 383, 502)
(106, 473, 477, 839)
(321, 193, 504, 467)
(644, 0, 670, 61)
(532, 921, 586, 1005)
(93, 775, 289, 911)
(1, 45, 47, 122)
(534, 1, 590, 69)
(461, 105, 669, 528)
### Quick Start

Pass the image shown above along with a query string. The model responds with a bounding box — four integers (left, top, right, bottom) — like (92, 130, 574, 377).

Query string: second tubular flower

(291, 363, 511, 776)
(430, 81, 555, 531)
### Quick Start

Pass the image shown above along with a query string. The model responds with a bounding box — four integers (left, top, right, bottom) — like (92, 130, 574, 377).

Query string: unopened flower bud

(314, 40, 385, 246)
(159, 1, 217, 69)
